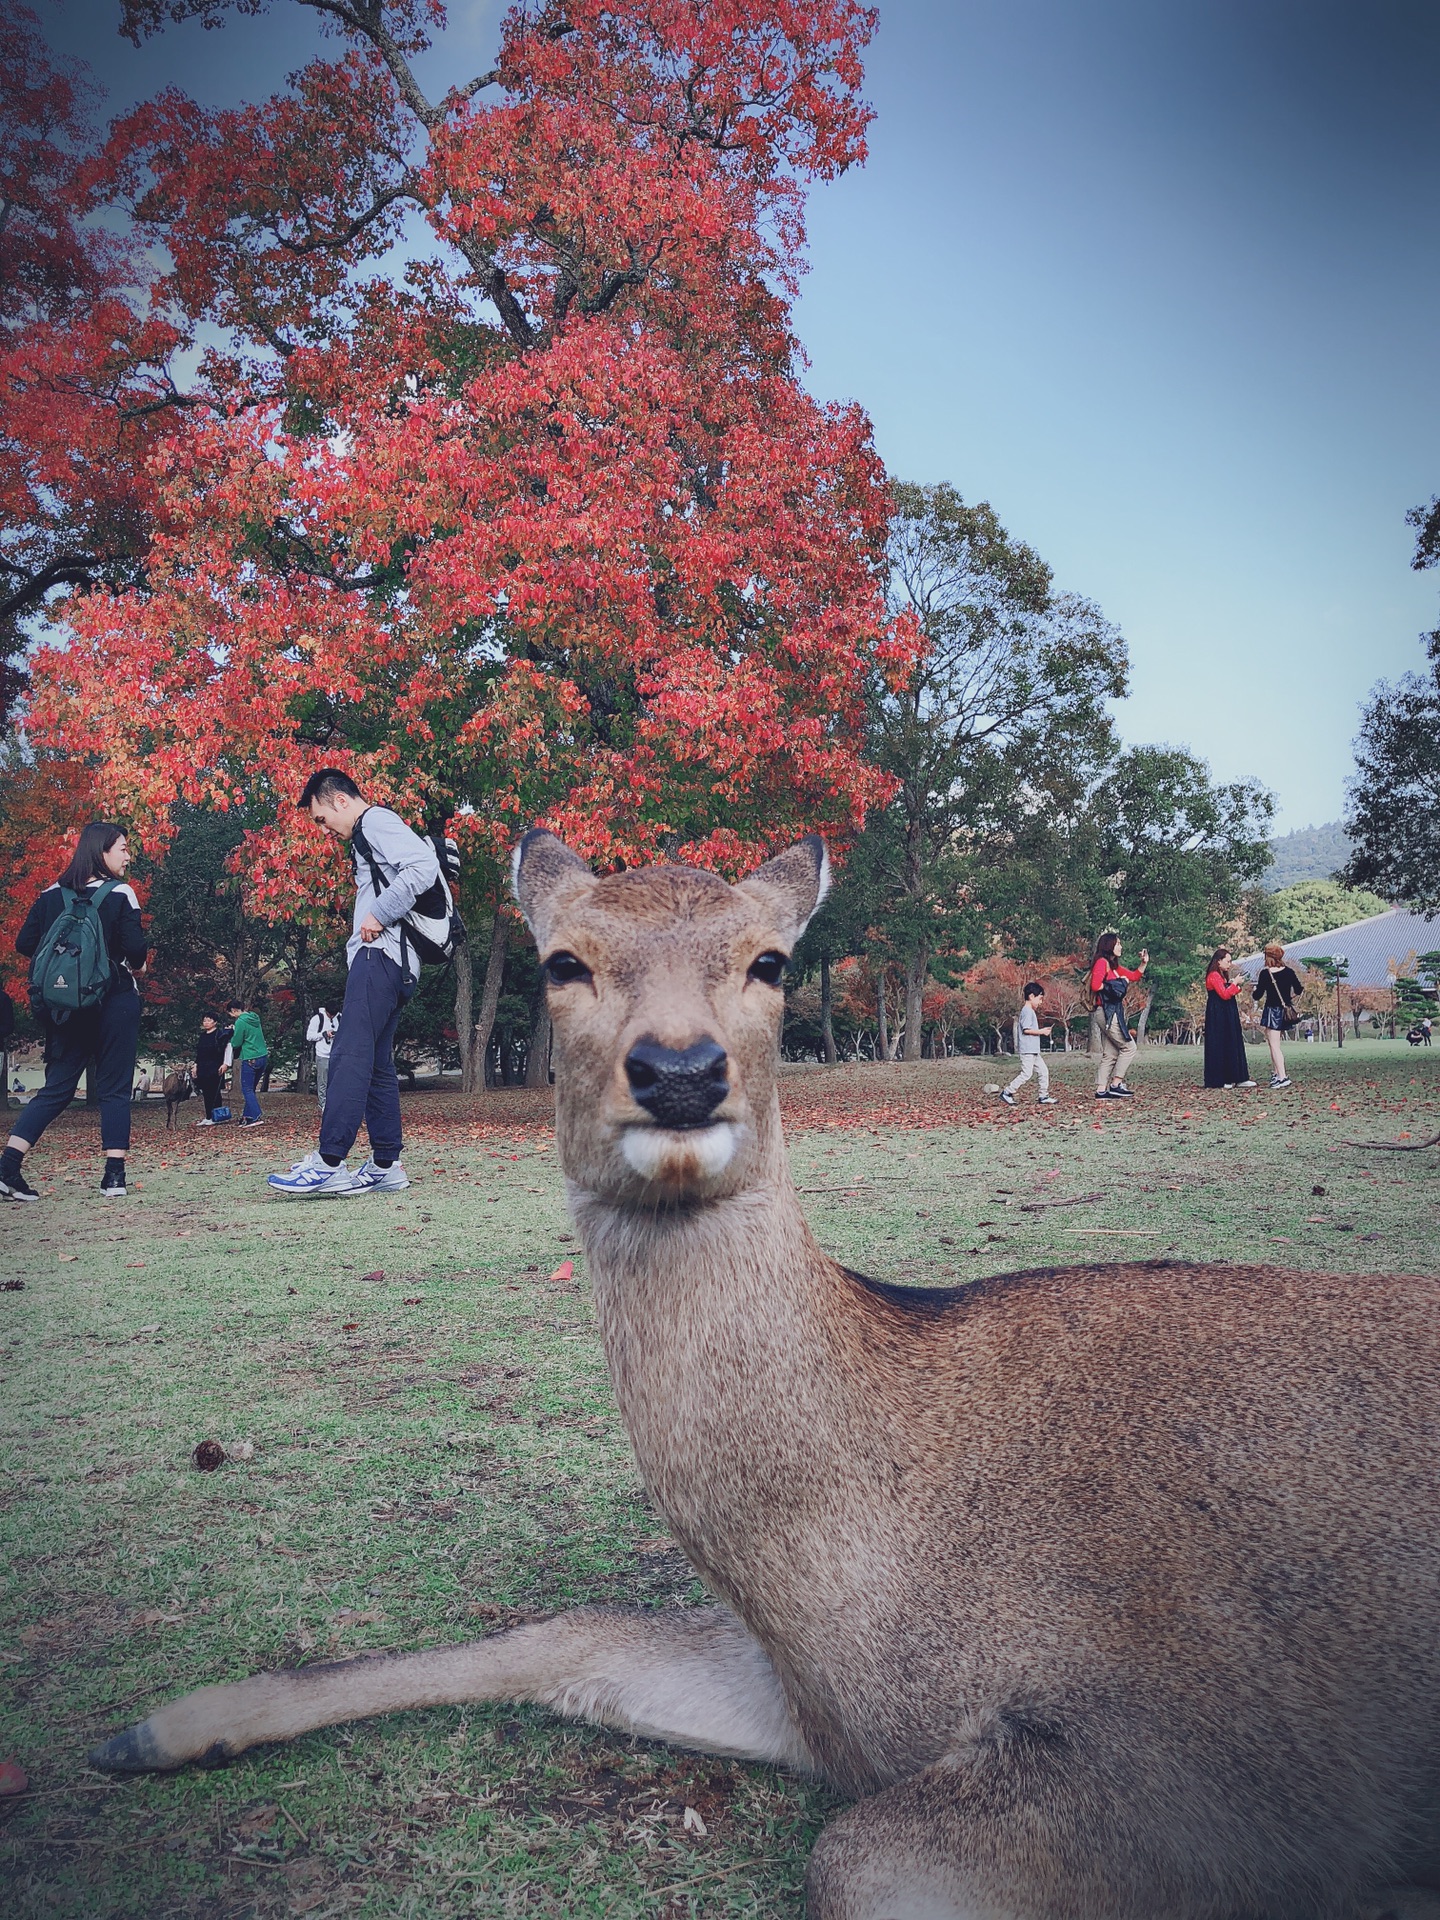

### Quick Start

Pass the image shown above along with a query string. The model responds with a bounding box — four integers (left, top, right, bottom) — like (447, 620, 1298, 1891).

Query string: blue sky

(47, 0, 1440, 831)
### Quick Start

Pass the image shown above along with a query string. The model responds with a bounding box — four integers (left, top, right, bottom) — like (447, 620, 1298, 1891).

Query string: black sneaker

(0, 1167, 39, 1202)
(100, 1162, 127, 1197)
(1108, 1083, 1136, 1098)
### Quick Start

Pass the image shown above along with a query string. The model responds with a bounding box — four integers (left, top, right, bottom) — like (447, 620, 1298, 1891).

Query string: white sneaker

(1237, 1080, 1257, 1090)
(1271, 1074, 1291, 1088)
(346, 1158, 410, 1195)
(267, 1152, 355, 1198)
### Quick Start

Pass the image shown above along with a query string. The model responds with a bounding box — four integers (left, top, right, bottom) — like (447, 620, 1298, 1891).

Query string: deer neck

(567, 1125, 857, 1533)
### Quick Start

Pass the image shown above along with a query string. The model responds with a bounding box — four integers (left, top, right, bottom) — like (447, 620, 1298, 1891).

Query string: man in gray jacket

(269, 769, 440, 1198)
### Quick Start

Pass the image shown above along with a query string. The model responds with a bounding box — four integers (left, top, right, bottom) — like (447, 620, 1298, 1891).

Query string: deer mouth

(619, 1119, 740, 1184)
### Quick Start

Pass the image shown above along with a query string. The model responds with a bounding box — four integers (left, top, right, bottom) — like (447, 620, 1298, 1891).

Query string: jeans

(240, 1056, 267, 1121)
(319, 948, 413, 1163)
(14, 989, 142, 1153)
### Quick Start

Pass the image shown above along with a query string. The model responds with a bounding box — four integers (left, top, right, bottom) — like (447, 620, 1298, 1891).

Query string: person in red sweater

(1203, 946, 1255, 1089)
(1090, 932, 1148, 1099)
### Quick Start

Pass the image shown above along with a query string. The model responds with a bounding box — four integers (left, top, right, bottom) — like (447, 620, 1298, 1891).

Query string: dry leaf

(683, 1805, 708, 1836)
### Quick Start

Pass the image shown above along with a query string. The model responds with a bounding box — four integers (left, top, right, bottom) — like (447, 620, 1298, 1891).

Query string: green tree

(1342, 639, 1440, 913)
(1268, 879, 1389, 943)
(862, 483, 1127, 1060)
(1093, 746, 1274, 1028)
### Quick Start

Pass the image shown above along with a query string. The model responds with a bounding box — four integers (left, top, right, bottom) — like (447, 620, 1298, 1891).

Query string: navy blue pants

(319, 949, 413, 1163)
(15, 989, 142, 1154)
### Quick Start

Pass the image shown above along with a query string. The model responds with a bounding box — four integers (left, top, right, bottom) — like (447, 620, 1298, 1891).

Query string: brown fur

(161, 1067, 191, 1130)
(91, 836, 1440, 1920)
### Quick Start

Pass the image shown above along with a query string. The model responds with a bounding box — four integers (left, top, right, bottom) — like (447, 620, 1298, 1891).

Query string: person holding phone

(1089, 933, 1148, 1100)
(1203, 947, 1255, 1090)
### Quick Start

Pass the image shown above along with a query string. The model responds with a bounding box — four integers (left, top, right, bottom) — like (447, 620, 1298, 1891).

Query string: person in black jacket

(193, 1013, 231, 1126)
(1, 823, 147, 1202)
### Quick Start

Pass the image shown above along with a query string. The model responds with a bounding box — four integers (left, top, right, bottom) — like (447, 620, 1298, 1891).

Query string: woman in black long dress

(1203, 946, 1253, 1089)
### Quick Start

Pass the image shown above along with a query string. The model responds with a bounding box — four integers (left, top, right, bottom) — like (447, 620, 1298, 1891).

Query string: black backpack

(350, 813, 464, 968)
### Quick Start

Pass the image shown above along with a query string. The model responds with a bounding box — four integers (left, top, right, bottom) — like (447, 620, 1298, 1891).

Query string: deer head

(512, 833, 828, 1204)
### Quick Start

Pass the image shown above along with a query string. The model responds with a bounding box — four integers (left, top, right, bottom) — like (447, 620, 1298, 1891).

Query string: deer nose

(624, 1038, 729, 1129)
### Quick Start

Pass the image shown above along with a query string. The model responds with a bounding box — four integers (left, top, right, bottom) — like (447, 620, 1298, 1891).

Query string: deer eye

(747, 950, 788, 987)
(544, 950, 592, 987)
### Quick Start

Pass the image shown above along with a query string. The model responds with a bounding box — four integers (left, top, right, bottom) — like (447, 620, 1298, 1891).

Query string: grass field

(2, 1041, 1437, 1917)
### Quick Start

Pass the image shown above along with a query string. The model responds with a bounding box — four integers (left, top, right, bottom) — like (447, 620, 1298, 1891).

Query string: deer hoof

(88, 1720, 178, 1773)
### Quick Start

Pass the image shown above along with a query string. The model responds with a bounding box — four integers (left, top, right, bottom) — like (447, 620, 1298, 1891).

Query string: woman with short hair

(1203, 946, 1254, 1091)
(1252, 943, 1301, 1089)
(2, 823, 147, 1201)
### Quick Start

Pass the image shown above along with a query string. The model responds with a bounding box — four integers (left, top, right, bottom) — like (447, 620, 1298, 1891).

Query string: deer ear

(736, 836, 830, 946)
(511, 830, 594, 939)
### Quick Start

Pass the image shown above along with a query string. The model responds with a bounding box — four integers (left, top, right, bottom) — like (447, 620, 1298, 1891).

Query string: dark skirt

(1204, 991, 1249, 1087)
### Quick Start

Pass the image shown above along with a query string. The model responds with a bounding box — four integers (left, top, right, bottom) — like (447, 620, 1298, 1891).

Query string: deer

(161, 1066, 192, 1131)
(90, 833, 1440, 1920)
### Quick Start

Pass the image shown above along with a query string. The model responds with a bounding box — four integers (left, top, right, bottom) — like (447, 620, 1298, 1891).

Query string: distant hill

(1262, 821, 1353, 891)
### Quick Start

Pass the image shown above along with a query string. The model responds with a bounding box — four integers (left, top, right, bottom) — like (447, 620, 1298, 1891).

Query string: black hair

(57, 822, 126, 891)
(226, 999, 245, 1013)
(1023, 981, 1044, 999)
(1093, 932, 1120, 964)
(298, 767, 363, 810)
(1207, 948, 1232, 975)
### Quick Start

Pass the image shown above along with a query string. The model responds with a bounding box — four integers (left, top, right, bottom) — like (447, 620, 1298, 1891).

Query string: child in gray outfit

(1001, 983, 1057, 1105)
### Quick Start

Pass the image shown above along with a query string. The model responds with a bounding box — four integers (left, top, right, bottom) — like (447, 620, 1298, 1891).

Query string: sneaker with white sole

(1037, 1095, 1058, 1105)
(999, 1090, 1016, 1106)
(0, 1167, 39, 1202)
(346, 1159, 410, 1195)
(267, 1152, 355, 1198)
(1270, 1074, 1291, 1088)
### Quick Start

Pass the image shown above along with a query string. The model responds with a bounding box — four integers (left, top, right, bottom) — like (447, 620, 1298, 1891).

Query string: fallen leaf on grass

(683, 1804, 708, 1836)
(549, 1259, 574, 1283)
(123, 1262, 146, 1270)
(360, 1269, 385, 1282)
(402, 1296, 423, 1305)
(3, 1279, 24, 1291)
(0, 1761, 28, 1796)
(341, 1322, 359, 1331)
(331, 1608, 383, 1628)
(57, 1254, 77, 1264)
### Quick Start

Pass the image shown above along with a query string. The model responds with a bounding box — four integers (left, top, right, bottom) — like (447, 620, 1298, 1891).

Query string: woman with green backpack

(1, 823, 147, 1202)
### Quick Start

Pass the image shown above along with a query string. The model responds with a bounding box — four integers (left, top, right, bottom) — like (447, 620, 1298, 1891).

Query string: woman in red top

(1202, 946, 1254, 1090)
(1090, 932, 1148, 1099)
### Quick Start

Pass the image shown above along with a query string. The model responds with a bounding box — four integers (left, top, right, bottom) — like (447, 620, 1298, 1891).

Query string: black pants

(319, 949, 413, 1163)
(14, 990, 142, 1153)
(197, 1073, 222, 1118)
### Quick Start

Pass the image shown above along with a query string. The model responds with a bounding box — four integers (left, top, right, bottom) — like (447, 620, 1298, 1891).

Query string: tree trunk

(1136, 997, 1151, 1043)
(526, 996, 552, 1088)
(902, 942, 927, 1063)
(820, 954, 837, 1065)
(876, 974, 889, 1061)
(1087, 1006, 1104, 1056)
(455, 935, 477, 1092)
(475, 914, 508, 1092)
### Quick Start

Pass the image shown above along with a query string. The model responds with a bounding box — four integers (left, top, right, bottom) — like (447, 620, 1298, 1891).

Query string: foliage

(1261, 820, 1352, 891)
(828, 482, 1126, 1058)
(0, 6, 190, 715)
(1342, 634, 1440, 914)
(14, 0, 912, 948)
(1092, 744, 1274, 1025)
(1267, 879, 1390, 944)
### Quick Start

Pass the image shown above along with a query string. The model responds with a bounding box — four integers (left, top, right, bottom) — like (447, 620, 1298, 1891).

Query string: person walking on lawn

(227, 999, 268, 1126)
(1, 821, 147, 1201)
(269, 769, 439, 1198)
(1001, 982, 1058, 1107)
(1089, 932, 1148, 1100)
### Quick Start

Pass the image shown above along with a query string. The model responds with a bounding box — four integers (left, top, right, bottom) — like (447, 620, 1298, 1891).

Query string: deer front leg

(89, 1604, 814, 1775)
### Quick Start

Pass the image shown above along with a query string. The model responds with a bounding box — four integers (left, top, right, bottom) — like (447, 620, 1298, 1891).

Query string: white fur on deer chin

(620, 1121, 738, 1183)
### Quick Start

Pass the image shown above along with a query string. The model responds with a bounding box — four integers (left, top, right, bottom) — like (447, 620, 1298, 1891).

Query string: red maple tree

(14, 0, 914, 963)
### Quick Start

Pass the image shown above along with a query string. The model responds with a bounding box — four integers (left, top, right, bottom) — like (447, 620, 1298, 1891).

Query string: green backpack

(30, 881, 119, 1023)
